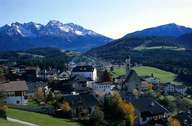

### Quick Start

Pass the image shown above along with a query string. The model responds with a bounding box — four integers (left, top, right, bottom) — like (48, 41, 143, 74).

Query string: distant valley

(86, 23, 192, 85)
(1, 22, 192, 84)
(87, 23, 192, 62)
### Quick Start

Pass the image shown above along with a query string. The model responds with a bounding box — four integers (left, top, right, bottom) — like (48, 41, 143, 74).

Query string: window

(16, 100, 20, 104)
(24, 96, 28, 99)
(8, 92, 15, 96)
(15, 91, 22, 96)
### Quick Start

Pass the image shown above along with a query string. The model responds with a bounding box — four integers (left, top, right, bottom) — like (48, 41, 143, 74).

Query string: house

(0, 81, 28, 105)
(48, 74, 93, 94)
(175, 109, 192, 126)
(115, 75, 126, 84)
(141, 81, 151, 91)
(57, 71, 71, 80)
(144, 77, 160, 85)
(62, 94, 99, 118)
(175, 85, 188, 95)
(121, 70, 141, 94)
(71, 74, 93, 92)
(72, 65, 97, 81)
(9, 65, 26, 76)
(164, 83, 187, 95)
(26, 81, 47, 97)
(91, 82, 115, 96)
(36, 68, 59, 80)
(124, 96, 169, 125)
(144, 77, 160, 89)
(23, 66, 38, 81)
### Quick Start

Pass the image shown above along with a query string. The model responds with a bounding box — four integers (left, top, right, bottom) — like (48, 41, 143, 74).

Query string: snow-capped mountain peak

(0, 22, 43, 37)
(47, 20, 64, 27)
(0, 20, 109, 38)
(1, 22, 24, 36)
(23, 22, 42, 30)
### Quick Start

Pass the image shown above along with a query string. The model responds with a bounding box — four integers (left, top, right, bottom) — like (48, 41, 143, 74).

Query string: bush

(54, 109, 72, 118)
(90, 106, 104, 126)
(0, 110, 6, 119)
(0, 105, 7, 119)
(104, 92, 136, 126)
(168, 117, 181, 126)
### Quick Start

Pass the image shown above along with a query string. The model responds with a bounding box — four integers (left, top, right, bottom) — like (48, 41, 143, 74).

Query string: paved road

(7, 117, 40, 126)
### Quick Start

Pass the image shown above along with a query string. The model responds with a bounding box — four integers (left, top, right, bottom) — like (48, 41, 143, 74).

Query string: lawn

(111, 67, 126, 78)
(7, 108, 82, 126)
(0, 119, 24, 126)
(133, 45, 185, 51)
(132, 66, 177, 83)
(112, 65, 177, 83)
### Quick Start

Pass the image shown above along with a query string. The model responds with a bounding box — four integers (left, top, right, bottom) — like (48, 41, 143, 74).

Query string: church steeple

(125, 56, 131, 74)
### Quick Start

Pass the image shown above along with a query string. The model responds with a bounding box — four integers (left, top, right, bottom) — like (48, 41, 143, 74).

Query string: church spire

(125, 56, 131, 74)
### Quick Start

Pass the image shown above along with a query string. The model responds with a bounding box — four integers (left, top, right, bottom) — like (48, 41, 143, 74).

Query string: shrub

(0, 105, 7, 119)
(90, 106, 104, 126)
(168, 117, 181, 126)
(104, 92, 136, 126)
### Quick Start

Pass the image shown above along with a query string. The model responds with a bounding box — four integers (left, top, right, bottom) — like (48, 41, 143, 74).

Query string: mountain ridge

(0, 20, 112, 52)
(86, 23, 192, 64)
(124, 23, 192, 38)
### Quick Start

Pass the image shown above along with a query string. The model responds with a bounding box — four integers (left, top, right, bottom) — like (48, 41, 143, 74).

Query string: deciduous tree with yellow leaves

(104, 92, 136, 126)
(62, 101, 71, 112)
(169, 117, 181, 126)
(36, 87, 45, 102)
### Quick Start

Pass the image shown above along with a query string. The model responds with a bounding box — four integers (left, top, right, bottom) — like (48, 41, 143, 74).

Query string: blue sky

(0, 0, 192, 38)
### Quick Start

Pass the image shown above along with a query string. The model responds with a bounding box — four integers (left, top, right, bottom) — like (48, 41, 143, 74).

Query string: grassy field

(132, 66, 177, 83)
(0, 119, 24, 126)
(133, 46, 185, 51)
(7, 108, 82, 126)
(111, 67, 126, 78)
(112, 66, 177, 83)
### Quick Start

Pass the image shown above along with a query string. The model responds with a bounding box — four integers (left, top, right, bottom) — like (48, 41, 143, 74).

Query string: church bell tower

(125, 56, 131, 74)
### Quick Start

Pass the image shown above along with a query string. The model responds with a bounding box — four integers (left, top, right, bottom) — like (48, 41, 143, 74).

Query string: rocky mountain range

(1, 22, 192, 53)
(0, 20, 112, 51)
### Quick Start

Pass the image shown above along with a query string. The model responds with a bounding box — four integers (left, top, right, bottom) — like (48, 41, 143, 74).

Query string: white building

(164, 83, 187, 95)
(72, 65, 97, 81)
(0, 81, 28, 105)
(144, 77, 160, 84)
(91, 82, 115, 96)
(36, 69, 58, 80)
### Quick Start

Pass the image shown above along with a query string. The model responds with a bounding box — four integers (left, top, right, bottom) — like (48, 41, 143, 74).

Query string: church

(121, 56, 142, 94)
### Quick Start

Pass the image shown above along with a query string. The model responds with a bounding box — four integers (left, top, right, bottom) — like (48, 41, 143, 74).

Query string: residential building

(26, 81, 47, 97)
(175, 109, 192, 126)
(57, 71, 71, 80)
(141, 81, 151, 91)
(36, 68, 59, 80)
(124, 96, 169, 125)
(48, 74, 93, 94)
(72, 65, 97, 81)
(144, 77, 160, 85)
(0, 81, 28, 105)
(164, 83, 187, 95)
(62, 94, 99, 118)
(91, 82, 115, 96)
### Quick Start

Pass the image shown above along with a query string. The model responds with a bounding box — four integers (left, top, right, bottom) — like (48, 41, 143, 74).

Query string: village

(0, 57, 191, 126)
